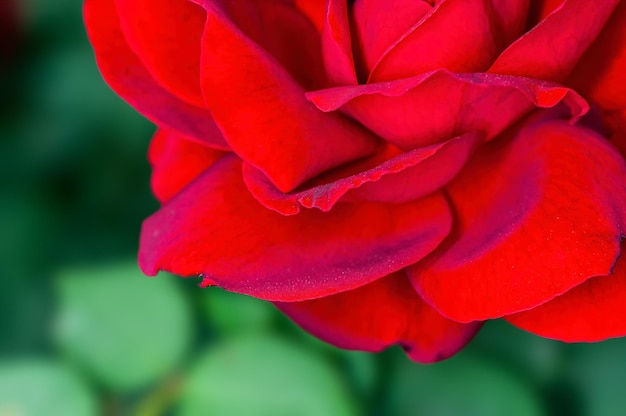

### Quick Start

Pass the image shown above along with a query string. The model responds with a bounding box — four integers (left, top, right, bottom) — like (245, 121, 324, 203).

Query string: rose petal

(490, 0, 530, 46)
(243, 132, 481, 215)
(322, 0, 358, 85)
(567, 0, 626, 111)
(276, 271, 482, 363)
(409, 119, 626, 322)
(607, 110, 626, 157)
(294, 0, 327, 33)
(194, 0, 379, 193)
(148, 129, 227, 203)
(369, 0, 500, 83)
(211, 0, 327, 90)
(527, 0, 564, 24)
(139, 156, 453, 302)
(489, 0, 620, 82)
(113, 0, 206, 107)
(350, 0, 431, 81)
(506, 242, 626, 342)
(83, 0, 229, 150)
(307, 71, 588, 150)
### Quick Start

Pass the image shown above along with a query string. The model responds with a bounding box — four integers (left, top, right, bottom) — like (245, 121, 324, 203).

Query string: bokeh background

(2, 1, 626, 415)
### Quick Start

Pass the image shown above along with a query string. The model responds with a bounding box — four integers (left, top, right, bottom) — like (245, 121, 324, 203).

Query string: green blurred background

(2, 1, 626, 415)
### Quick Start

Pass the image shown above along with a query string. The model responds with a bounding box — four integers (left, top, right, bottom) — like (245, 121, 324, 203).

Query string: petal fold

(114, 0, 206, 107)
(490, 0, 620, 82)
(322, 0, 358, 85)
(527, 0, 563, 24)
(506, 242, 626, 342)
(368, 0, 500, 83)
(607, 110, 626, 157)
(295, 0, 327, 33)
(206, 0, 327, 90)
(307, 71, 588, 150)
(409, 119, 626, 322)
(277, 271, 482, 363)
(567, 0, 626, 111)
(196, 0, 379, 192)
(350, 0, 431, 81)
(83, 0, 229, 149)
(243, 132, 481, 215)
(140, 156, 453, 302)
(148, 129, 227, 203)
(489, 0, 530, 46)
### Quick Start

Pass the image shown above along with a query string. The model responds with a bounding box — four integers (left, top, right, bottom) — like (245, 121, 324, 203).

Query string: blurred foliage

(0, 360, 97, 415)
(2, 0, 626, 415)
(54, 263, 192, 392)
(179, 336, 358, 416)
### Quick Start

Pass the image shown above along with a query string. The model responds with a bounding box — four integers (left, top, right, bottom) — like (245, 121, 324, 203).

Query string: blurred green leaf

(179, 335, 358, 416)
(54, 263, 192, 391)
(386, 352, 545, 416)
(0, 194, 53, 276)
(340, 351, 378, 398)
(203, 288, 276, 335)
(568, 338, 626, 416)
(0, 360, 97, 416)
(467, 320, 564, 384)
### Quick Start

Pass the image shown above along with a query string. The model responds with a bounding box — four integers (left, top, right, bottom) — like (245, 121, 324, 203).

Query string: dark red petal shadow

(195, 0, 379, 193)
(489, 0, 530, 47)
(243, 132, 481, 215)
(506, 242, 626, 342)
(368, 0, 500, 83)
(322, 0, 358, 85)
(350, 0, 431, 80)
(213, 0, 327, 90)
(409, 119, 626, 322)
(148, 129, 227, 203)
(607, 110, 626, 157)
(307, 71, 588, 150)
(295, 0, 327, 33)
(114, 0, 206, 107)
(567, 0, 626, 111)
(276, 271, 482, 363)
(140, 156, 453, 302)
(83, 0, 229, 150)
(527, 0, 563, 24)
(490, 0, 620, 82)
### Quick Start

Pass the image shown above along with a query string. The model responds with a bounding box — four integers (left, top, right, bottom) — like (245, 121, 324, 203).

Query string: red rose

(85, 0, 626, 362)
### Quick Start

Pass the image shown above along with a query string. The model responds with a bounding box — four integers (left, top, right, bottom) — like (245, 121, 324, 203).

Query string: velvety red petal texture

(490, 0, 529, 46)
(195, 0, 379, 192)
(114, 0, 206, 107)
(294, 0, 326, 33)
(212, 0, 327, 90)
(567, 0, 626, 111)
(322, 0, 358, 86)
(368, 0, 500, 83)
(409, 119, 626, 322)
(607, 110, 626, 156)
(506, 242, 626, 342)
(276, 271, 482, 363)
(139, 156, 453, 302)
(83, 0, 229, 150)
(243, 132, 480, 215)
(350, 0, 431, 81)
(307, 71, 588, 150)
(490, 0, 620, 82)
(148, 129, 227, 203)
